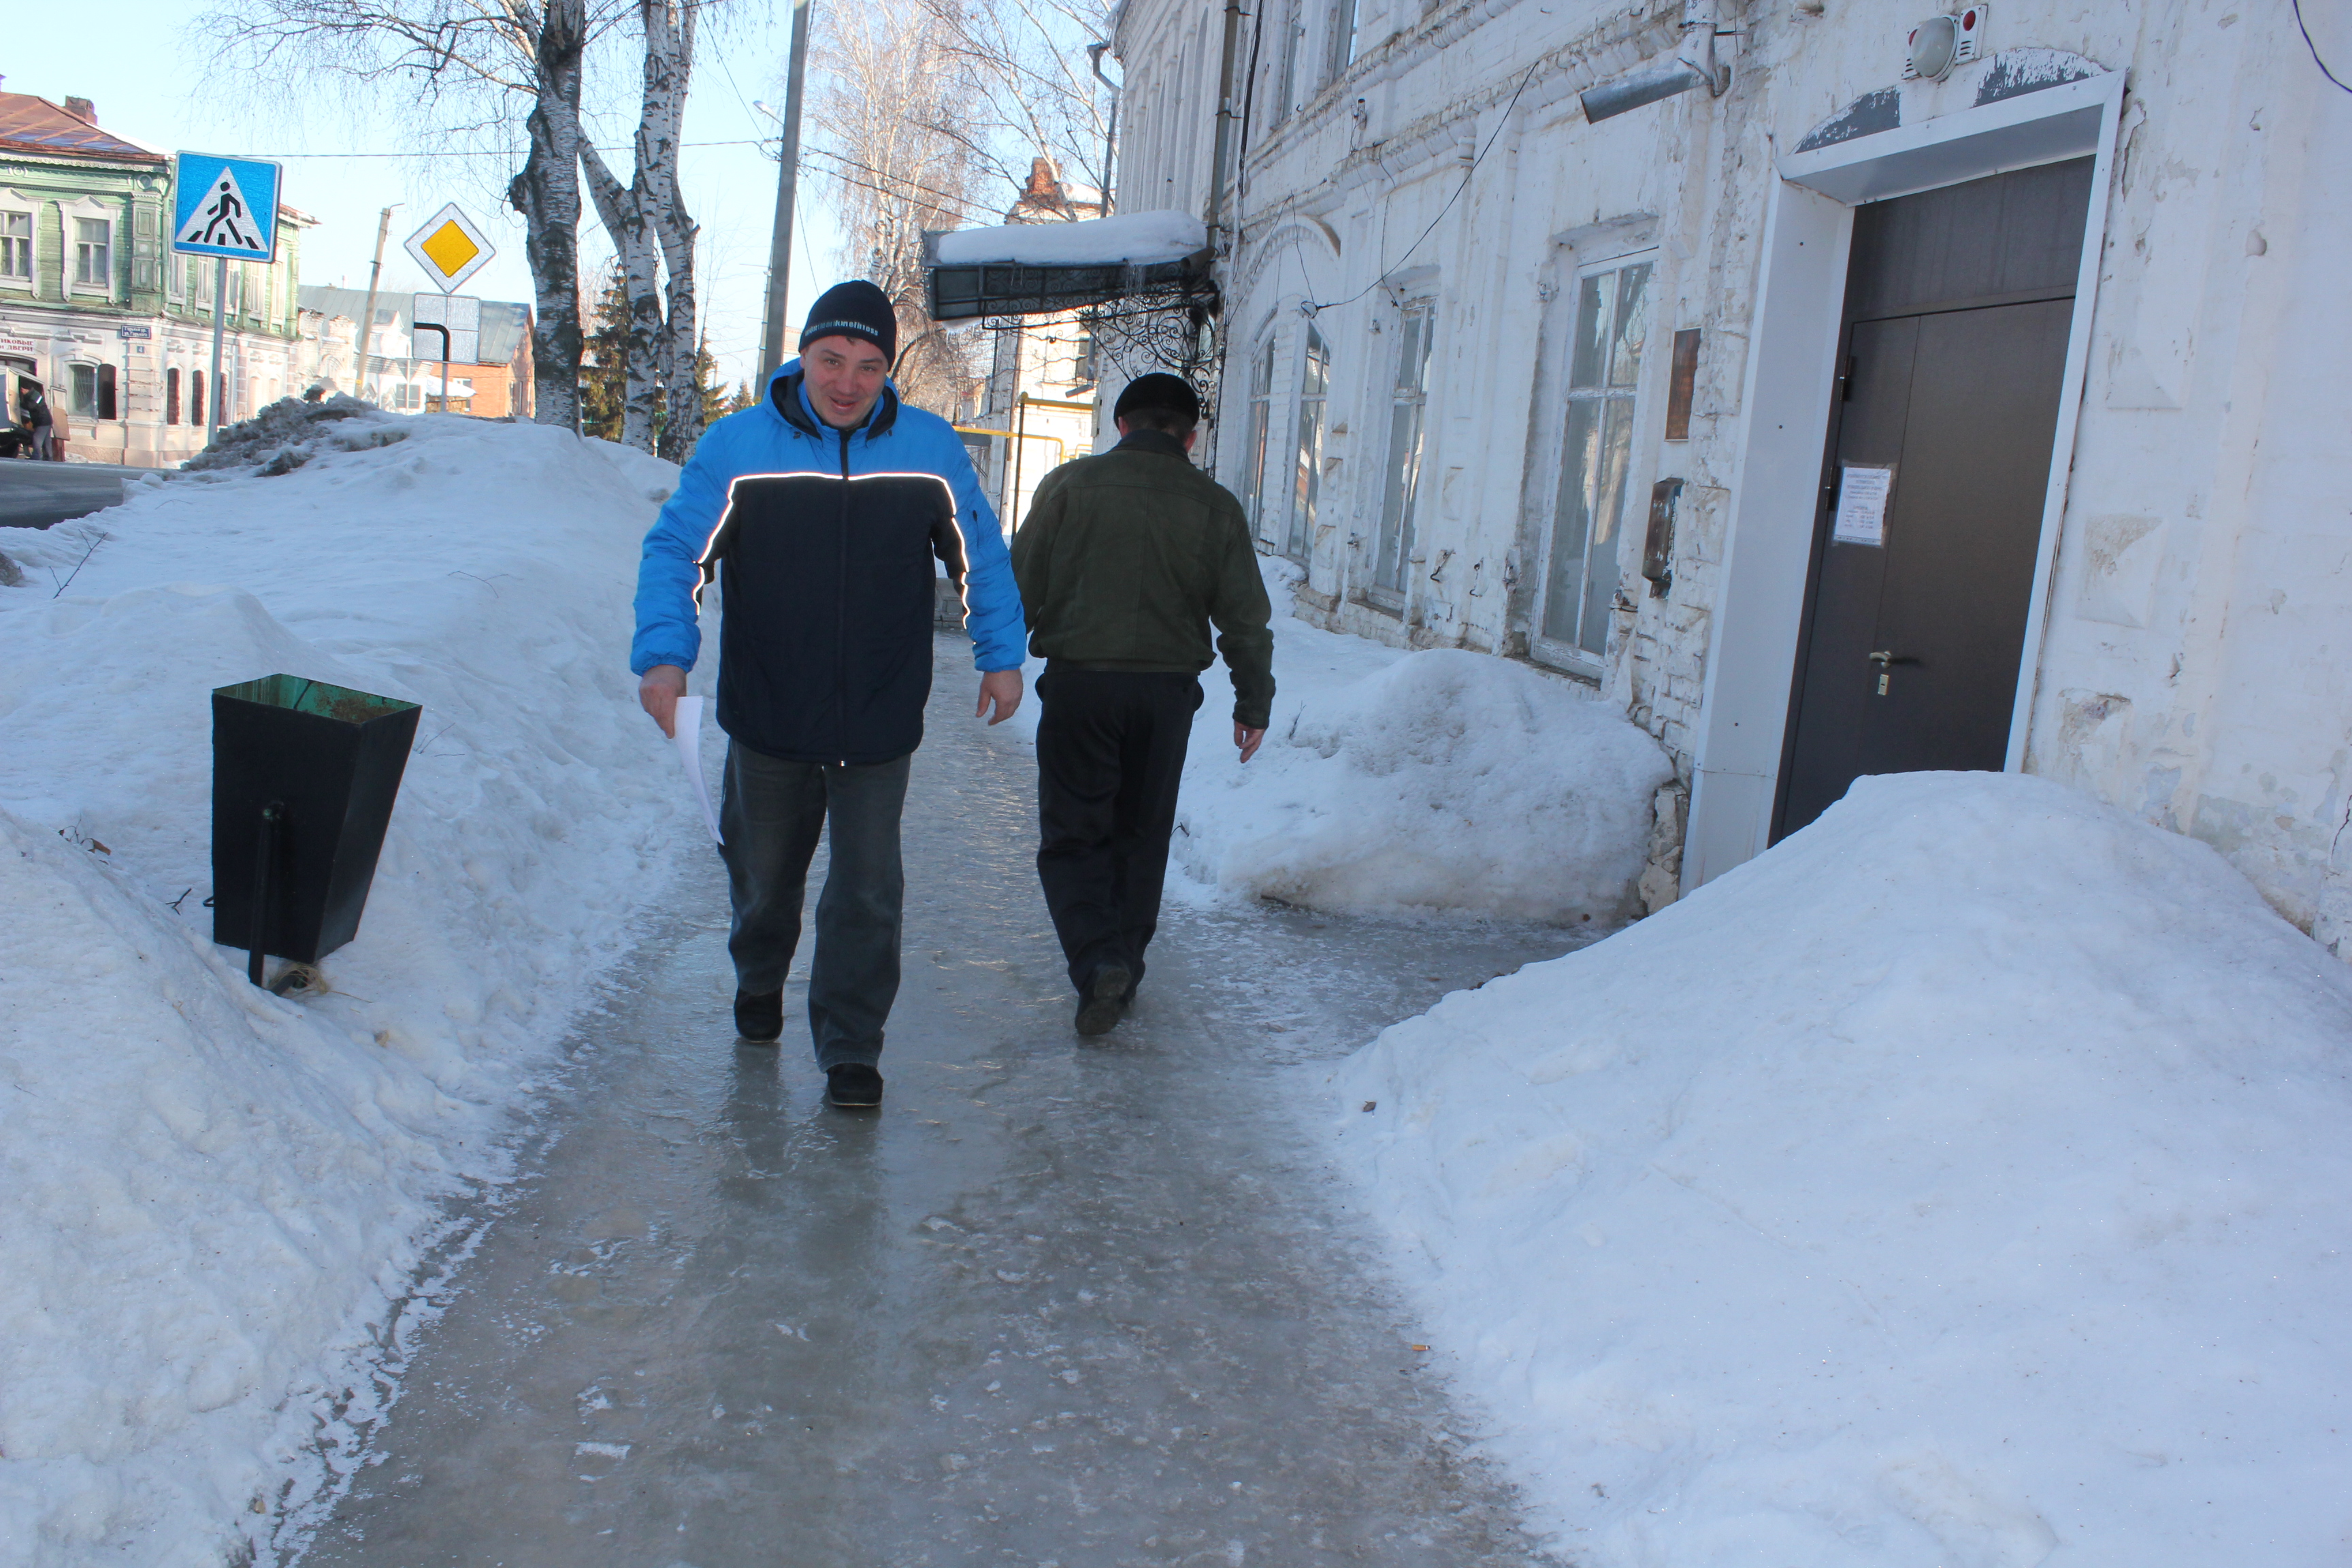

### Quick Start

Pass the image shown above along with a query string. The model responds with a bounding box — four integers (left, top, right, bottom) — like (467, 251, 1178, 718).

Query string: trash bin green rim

(214, 674, 421, 726)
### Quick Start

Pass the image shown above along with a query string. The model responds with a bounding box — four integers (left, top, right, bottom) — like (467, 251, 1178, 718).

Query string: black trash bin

(212, 674, 422, 981)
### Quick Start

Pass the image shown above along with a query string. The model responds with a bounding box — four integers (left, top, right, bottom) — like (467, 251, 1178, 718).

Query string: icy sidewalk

(0, 406, 688, 1563)
(291, 635, 1581, 1567)
(1331, 771, 2352, 1565)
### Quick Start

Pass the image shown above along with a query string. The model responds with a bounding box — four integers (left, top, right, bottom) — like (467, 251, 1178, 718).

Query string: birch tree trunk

(581, 143, 664, 451)
(581, 0, 700, 457)
(640, 0, 702, 461)
(508, 0, 591, 431)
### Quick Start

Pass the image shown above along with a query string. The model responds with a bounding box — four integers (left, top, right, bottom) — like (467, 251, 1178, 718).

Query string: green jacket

(1010, 429, 1277, 729)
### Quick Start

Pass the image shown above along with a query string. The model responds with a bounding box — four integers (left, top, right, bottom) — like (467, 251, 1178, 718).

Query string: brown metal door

(1775, 158, 2092, 840)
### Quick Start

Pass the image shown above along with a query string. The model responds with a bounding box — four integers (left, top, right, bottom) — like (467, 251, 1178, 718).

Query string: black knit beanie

(1113, 372, 1201, 425)
(800, 280, 898, 364)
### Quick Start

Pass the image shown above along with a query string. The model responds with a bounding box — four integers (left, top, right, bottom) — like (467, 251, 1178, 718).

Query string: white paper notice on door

(1833, 463, 1893, 546)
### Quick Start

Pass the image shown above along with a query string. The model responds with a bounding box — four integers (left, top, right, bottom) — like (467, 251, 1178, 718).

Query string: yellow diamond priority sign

(404, 202, 495, 293)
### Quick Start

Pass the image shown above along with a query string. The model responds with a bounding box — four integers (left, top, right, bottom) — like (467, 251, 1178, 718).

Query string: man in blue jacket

(632, 281, 1025, 1109)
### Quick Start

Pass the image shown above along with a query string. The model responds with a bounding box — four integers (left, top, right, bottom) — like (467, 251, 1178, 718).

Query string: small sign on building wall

(1833, 463, 1894, 547)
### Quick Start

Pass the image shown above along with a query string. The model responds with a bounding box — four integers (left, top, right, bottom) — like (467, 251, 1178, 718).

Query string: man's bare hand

(639, 664, 687, 738)
(1236, 723, 1266, 764)
(978, 668, 1024, 725)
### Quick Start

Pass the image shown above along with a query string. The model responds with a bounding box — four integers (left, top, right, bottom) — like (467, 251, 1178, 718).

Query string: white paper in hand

(671, 694, 724, 845)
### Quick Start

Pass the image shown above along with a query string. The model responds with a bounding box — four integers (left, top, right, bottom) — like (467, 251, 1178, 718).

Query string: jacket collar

(1113, 428, 1192, 461)
(767, 357, 900, 443)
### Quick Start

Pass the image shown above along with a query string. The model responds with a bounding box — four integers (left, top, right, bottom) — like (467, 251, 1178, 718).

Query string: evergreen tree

(578, 263, 630, 442)
(693, 344, 732, 431)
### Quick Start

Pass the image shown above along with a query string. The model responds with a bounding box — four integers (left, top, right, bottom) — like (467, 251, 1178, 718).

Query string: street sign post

(404, 204, 495, 295)
(411, 293, 481, 413)
(404, 206, 493, 419)
(174, 152, 284, 434)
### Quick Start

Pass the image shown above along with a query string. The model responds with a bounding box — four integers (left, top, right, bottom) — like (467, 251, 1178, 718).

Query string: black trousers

(719, 741, 911, 1070)
(1034, 667, 1202, 995)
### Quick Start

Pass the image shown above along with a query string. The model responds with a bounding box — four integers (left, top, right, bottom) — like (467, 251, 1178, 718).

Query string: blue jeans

(719, 742, 911, 1070)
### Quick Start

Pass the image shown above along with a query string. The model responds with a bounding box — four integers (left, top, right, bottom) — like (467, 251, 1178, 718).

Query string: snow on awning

(932, 210, 1205, 267)
(924, 211, 1213, 322)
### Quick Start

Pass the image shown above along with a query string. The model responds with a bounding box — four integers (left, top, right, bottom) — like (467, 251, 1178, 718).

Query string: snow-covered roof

(931, 210, 1207, 268)
(0, 91, 165, 164)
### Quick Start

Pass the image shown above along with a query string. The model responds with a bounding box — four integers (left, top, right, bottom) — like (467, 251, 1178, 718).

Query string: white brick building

(1110, 0, 2352, 949)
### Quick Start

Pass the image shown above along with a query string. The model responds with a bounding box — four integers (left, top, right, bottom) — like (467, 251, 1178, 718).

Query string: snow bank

(989, 561, 1671, 921)
(1173, 569, 1672, 919)
(932, 209, 1207, 267)
(1330, 772, 2352, 1565)
(0, 406, 685, 1563)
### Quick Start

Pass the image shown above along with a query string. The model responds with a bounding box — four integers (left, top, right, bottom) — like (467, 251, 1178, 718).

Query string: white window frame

(63, 197, 118, 301)
(1325, 0, 1362, 84)
(1530, 249, 1657, 674)
(0, 193, 37, 292)
(1363, 295, 1436, 612)
(1286, 325, 1330, 562)
(1269, 0, 1304, 124)
(1235, 329, 1279, 543)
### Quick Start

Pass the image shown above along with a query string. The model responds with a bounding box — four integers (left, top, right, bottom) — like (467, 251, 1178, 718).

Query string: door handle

(1868, 649, 1916, 696)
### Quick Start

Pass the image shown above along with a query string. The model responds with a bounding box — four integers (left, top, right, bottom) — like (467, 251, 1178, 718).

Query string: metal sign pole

(413, 324, 451, 411)
(208, 257, 228, 431)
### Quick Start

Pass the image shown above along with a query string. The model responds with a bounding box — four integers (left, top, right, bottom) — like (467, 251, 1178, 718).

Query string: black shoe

(826, 1063, 884, 1109)
(1075, 964, 1132, 1037)
(734, 988, 783, 1043)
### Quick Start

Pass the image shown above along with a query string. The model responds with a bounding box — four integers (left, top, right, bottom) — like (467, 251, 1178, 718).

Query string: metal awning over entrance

(923, 210, 1213, 323)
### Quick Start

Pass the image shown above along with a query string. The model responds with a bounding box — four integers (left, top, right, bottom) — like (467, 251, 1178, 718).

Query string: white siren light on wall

(1905, 5, 1987, 81)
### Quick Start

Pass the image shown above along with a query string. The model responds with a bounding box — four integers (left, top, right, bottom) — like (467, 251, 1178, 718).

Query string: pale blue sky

(8, 2, 846, 393)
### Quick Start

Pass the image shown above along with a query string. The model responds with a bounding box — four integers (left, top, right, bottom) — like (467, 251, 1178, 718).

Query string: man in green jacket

(1011, 373, 1275, 1036)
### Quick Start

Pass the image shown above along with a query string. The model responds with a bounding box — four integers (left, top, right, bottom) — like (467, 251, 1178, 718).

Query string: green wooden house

(1, 89, 310, 468)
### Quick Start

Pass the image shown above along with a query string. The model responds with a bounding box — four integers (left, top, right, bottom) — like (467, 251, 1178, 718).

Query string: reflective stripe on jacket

(632, 359, 1025, 764)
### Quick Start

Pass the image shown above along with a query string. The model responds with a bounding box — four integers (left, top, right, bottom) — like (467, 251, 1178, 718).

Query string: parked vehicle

(1, 357, 35, 458)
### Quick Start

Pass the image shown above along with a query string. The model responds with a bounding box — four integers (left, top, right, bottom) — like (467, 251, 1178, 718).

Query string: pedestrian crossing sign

(173, 152, 282, 262)
(404, 203, 496, 293)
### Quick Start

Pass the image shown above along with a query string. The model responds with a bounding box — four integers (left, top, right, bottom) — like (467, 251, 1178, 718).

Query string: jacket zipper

(836, 420, 852, 767)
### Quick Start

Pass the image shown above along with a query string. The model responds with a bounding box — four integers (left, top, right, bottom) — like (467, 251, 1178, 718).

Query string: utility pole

(354, 205, 397, 404)
(757, 0, 815, 385)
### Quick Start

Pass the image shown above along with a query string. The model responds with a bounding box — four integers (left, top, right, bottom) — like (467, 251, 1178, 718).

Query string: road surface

(0, 460, 143, 530)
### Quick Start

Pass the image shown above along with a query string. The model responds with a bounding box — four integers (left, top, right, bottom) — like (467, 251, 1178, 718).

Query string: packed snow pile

(179, 392, 408, 476)
(1175, 643, 1672, 921)
(932, 209, 1207, 267)
(985, 561, 1670, 921)
(1330, 772, 2352, 1565)
(0, 410, 686, 1561)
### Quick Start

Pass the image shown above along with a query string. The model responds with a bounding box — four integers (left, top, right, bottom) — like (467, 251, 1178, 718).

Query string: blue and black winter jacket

(631, 360, 1025, 765)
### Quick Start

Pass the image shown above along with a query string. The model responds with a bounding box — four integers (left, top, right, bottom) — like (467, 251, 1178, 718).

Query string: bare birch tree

(580, 0, 703, 457)
(810, 0, 992, 415)
(909, 0, 1115, 210)
(196, 0, 615, 430)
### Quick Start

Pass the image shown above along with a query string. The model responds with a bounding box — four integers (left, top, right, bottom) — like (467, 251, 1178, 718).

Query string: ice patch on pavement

(1327, 770, 2352, 1565)
(0, 409, 691, 1561)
